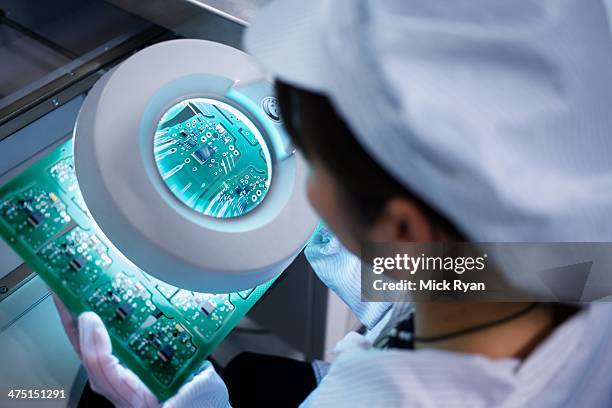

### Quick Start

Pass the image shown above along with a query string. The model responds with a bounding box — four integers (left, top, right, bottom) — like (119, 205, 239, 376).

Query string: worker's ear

(368, 197, 434, 242)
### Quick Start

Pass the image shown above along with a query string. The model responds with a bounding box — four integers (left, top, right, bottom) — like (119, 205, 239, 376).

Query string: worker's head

(247, 0, 612, 242)
(275, 80, 463, 254)
(247, 0, 612, 299)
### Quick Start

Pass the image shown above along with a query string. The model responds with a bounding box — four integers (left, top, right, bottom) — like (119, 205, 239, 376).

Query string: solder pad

(0, 139, 277, 401)
(154, 98, 272, 218)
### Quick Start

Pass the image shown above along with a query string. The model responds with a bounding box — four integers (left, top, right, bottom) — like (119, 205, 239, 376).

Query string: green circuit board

(154, 97, 272, 218)
(0, 139, 277, 401)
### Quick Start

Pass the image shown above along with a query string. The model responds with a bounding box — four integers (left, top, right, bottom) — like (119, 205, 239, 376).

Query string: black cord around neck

(413, 302, 539, 344)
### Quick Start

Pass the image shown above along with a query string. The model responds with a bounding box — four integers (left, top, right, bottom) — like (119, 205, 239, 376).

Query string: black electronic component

(157, 345, 175, 362)
(27, 210, 44, 227)
(200, 300, 215, 315)
(191, 145, 215, 165)
(116, 302, 135, 319)
(69, 254, 88, 271)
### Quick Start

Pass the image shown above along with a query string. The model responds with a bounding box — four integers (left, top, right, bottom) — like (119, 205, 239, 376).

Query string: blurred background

(0, 1, 358, 406)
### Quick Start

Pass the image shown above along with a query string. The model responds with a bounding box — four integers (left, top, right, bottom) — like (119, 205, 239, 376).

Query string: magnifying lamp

(73, 39, 318, 293)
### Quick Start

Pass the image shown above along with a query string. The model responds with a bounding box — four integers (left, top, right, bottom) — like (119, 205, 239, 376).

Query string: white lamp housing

(73, 39, 318, 293)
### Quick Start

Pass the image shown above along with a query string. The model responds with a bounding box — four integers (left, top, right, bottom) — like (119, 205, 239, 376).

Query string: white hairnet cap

(245, 0, 612, 243)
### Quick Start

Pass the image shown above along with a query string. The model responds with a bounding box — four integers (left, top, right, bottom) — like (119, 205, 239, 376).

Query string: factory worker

(54, 0, 612, 406)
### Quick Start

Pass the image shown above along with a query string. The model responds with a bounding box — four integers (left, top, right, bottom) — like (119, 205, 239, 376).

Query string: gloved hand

(52, 295, 231, 408)
(304, 226, 393, 330)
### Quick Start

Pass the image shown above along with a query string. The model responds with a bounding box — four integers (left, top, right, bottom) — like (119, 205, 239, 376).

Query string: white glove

(304, 226, 393, 330)
(53, 295, 231, 408)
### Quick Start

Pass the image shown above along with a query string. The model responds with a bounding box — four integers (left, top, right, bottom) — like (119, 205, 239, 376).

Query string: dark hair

(275, 80, 463, 238)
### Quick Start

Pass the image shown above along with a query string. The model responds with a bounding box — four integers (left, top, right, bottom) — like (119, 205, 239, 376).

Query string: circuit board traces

(0, 140, 277, 401)
(154, 98, 272, 218)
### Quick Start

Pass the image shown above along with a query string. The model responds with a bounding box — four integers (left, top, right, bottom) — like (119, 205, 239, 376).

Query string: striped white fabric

(303, 230, 612, 407)
(304, 227, 394, 330)
(301, 302, 612, 407)
(306, 226, 397, 384)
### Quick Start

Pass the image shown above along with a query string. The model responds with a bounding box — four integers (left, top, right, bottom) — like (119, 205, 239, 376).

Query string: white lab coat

(242, 0, 612, 404)
(302, 229, 612, 407)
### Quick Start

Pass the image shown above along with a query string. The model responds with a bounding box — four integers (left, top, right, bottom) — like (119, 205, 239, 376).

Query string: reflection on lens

(154, 98, 272, 218)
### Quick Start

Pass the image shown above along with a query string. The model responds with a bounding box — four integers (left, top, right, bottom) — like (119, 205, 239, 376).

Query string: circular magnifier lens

(154, 98, 272, 218)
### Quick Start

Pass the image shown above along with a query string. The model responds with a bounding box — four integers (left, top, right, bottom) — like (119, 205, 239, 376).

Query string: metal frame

(0, 26, 174, 140)
(0, 264, 33, 303)
(105, 0, 255, 49)
(0, 10, 80, 59)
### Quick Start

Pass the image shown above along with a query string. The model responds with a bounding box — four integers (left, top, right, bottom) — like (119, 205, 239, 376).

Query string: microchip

(180, 130, 189, 138)
(200, 300, 216, 315)
(191, 145, 215, 165)
(27, 211, 44, 227)
(157, 345, 175, 362)
(69, 254, 88, 271)
(116, 302, 135, 319)
(152, 308, 163, 319)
